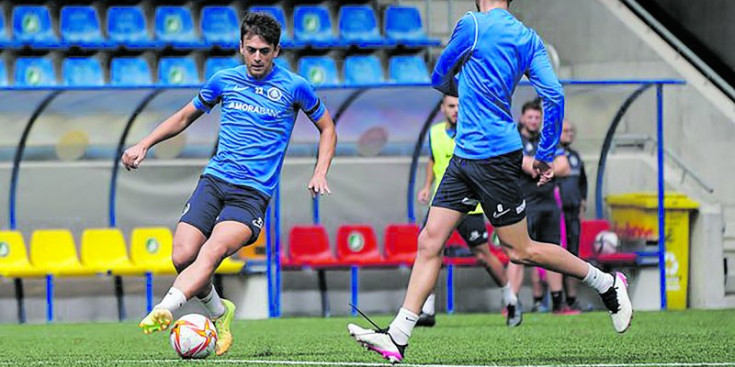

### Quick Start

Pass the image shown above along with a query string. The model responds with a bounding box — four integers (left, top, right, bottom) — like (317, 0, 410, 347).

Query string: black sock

(551, 291, 563, 311)
(567, 296, 577, 307)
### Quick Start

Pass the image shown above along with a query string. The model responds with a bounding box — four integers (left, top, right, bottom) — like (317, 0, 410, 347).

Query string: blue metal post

(145, 272, 153, 313)
(446, 264, 454, 314)
(312, 196, 320, 225)
(656, 85, 667, 310)
(46, 275, 54, 322)
(265, 206, 274, 317)
(350, 266, 359, 316)
(274, 183, 282, 317)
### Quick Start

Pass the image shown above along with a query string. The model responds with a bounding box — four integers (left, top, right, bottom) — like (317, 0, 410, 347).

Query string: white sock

(156, 287, 187, 313)
(582, 264, 614, 293)
(388, 308, 418, 346)
(501, 283, 517, 306)
(198, 284, 226, 319)
(421, 294, 436, 315)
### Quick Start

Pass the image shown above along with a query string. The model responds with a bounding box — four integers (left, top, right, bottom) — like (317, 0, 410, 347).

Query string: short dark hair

(521, 99, 542, 114)
(240, 12, 281, 47)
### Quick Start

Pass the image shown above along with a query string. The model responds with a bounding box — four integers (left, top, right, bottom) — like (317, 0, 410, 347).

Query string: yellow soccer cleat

(138, 308, 173, 334)
(214, 299, 236, 356)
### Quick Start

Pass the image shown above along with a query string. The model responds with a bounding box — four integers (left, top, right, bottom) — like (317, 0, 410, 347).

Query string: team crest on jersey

(267, 87, 283, 102)
(569, 155, 579, 167)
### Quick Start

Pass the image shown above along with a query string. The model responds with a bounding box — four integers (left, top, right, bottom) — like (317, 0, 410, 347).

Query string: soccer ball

(169, 314, 218, 359)
(593, 231, 619, 255)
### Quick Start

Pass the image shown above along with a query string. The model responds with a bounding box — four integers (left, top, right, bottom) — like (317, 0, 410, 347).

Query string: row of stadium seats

(0, 54, 431, 87)
(0, 4, 439, 49)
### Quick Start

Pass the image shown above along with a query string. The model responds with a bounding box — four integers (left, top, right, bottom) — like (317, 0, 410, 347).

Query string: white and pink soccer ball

(594, 231, 620, 255)
(169, 314, 218, 359)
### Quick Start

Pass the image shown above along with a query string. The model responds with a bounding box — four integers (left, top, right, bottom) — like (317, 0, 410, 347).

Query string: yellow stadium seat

(81, 228, 144, 276)
(130, 227, 176, 275)
(216, 255, 246, 274)
(30, 229, 95, 276)
(0, 231, 46, 278)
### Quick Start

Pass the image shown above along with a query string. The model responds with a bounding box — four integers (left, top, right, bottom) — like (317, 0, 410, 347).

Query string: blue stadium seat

(110, 58, 152, 86)
(12, 6, 59, 46)
(0, 9, 20, 48)
(389, 55, 430, 84)
(158, 57, 199, 85)
(384, 6, 440, 46)
(293, 5, 338, 47)
(249, 6, 293, 48)
(107, 6, 155, 47)
(344, 55, 384, 86)
(298, 56, 339, 87)
(60, 6, 108, 47)
(62, 57, 104, 86)
(0, 60, 8, 86)
(200, 6, 239, 48)
(204, 57, 240, 80)
(274, 57, 292, 72)
(14, 57, 56, 87)
(155, 6, 200, 47)
(339, 5, 387, 47)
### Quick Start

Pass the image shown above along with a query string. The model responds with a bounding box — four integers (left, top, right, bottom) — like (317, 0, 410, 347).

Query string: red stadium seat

(285, 225, 338, 268)
(336, 225, 384, 266)
(579, 220, 610, 261)
(384, 223, 419, 266)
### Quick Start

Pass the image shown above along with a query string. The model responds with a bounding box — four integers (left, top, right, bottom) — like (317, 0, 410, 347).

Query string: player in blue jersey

(123, 13, 337, 356)
(349, 1, 632, 363)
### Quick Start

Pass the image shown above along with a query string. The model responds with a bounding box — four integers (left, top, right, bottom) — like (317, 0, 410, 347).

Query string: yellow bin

(605, 193, 698, 310)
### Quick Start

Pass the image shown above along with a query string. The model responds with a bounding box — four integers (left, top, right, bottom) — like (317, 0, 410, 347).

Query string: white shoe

(348, 323, 406, 363)
(599, 272, 633, 333)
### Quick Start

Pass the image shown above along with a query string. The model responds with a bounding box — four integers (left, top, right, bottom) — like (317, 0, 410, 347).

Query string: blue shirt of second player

(192, 64, 326, 197)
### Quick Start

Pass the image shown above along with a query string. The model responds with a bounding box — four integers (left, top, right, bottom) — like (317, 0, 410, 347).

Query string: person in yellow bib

(416, 95, 520, 328)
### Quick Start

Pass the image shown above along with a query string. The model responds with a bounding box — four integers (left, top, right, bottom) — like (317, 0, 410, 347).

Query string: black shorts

(527, 208, 561, 245)
(179, 174, 270, 245)
(431, 150, 526, 227)
(563, 207, 580, 255)
(422, 212, 488, 247)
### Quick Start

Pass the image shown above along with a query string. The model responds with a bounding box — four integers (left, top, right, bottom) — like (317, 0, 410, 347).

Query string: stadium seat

(80, 228, 143, 275)
(30, 230, 94, 276)
(0, 60, 7, 86)
(274, 57, 292, 71)
(343, 55, 384, 86)
(339, 5, 387, 47)
(389, 55, 430, 84)
(62, 57, 104, 86)
(0, 8, 20, 47)
(384, 223, 419, 266)
(107, 6, 154, 47)
(285, 225, 338, 268)
(298, 56, 339, 87)
(12, 5, 59, 46)
(158, 57, 199, 85)
(204, 57, 240, 80)
(60, 6, 108, 47)
(200, 6, 239, 47)
(14, 57, 56, 87)
(0, 231, 46, 277)
(130, 227, 176, 274)
(384, 6, 440, 46)
(293, 5, 338, 47)
(249, 6, 292, 47)
(110, 58, 152, 86)
(579, 220, 610, 261)
(336, 225, 383, 266)
(155, 6, 200, 47)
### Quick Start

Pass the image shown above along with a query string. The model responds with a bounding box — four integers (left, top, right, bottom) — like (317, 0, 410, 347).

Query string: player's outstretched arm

(307, 109, 337, 198)
(122, 102, 203, 171)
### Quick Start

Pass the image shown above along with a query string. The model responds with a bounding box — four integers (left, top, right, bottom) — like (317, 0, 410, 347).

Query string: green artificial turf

(1, 310, 733, 366)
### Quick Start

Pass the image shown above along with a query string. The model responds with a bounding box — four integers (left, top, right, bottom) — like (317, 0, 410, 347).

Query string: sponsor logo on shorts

(182, 203, 190, 216)
(516, 200, 526, 214)
(469, 231, 481, 242)
(461, 197, 480, 206)
(493, 204, 510, 219)
(252, 217, 264, 229)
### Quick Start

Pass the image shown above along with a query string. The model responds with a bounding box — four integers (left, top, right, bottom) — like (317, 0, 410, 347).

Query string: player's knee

(417, 229, 443, 258)
(171, 247, 196, 273)
(508, 244, 541, 266)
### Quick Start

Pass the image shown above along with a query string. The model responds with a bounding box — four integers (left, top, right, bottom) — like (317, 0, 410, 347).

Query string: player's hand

(533, 159, 554, 186)
(307, 174, 332, 198)
(417, 186, 431, 204)
(122, 143, 148, 171)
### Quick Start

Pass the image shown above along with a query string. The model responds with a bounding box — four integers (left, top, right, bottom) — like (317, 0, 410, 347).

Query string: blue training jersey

(192, 64, 326, 197)
(432, 9, 565, 162)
